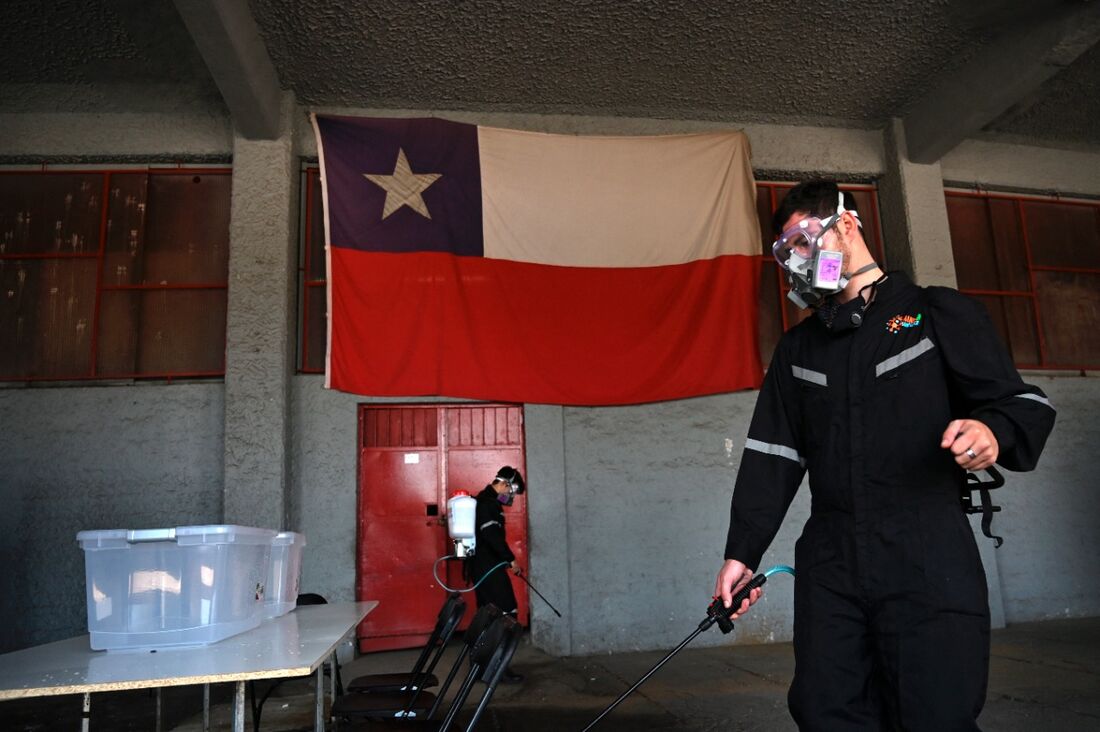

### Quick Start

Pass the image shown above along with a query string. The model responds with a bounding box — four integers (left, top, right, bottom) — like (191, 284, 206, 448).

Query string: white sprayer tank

(447, 491, 478, 557)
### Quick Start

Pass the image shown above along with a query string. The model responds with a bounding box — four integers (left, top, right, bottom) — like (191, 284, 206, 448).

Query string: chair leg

(248, 680, 259, 732)
(250, 677, 285, 732)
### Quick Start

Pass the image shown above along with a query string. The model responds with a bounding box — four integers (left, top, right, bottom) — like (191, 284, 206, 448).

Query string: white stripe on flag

(478, 127, 760, 268)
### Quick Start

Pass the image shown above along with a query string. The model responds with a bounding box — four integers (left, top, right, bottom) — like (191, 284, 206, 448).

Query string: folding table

(0, 600, 377, 732)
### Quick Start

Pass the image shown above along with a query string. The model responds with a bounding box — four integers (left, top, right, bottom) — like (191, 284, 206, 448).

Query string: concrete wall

(0, 81, 231, 163)
(0, 384, 225, 653)
(288, 377, 360, 603)
(1, 103, 1097, 657)
(554, 394, 806, 653)
(993, 375, 1100, 622)
(942, 139, 1100, 197)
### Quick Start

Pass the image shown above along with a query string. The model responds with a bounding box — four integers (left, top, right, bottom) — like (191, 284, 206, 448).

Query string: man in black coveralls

(714, 179, 1055, 730)
(470, 465, 525, 683)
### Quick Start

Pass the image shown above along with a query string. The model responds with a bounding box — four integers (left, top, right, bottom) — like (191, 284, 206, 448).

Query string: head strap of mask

(780, 192, 865, 310)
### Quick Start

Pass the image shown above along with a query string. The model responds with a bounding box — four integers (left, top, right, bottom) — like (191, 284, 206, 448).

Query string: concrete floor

(2, 616, 1097, 730)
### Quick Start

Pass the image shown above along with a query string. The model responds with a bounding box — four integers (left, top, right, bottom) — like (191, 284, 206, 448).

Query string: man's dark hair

(771, 179, 859, 237)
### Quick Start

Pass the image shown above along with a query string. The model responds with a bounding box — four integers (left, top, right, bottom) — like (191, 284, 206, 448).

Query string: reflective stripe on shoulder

(480, 520, 501, 530)
(1016, 392, 1055, 410)
(875, 337, 935, 377)
(745, 438, 805, 467)
(792, 365, 827, 387)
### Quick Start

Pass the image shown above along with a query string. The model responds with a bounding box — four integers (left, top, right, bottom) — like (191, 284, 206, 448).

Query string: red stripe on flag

(328, 249, 762, 405)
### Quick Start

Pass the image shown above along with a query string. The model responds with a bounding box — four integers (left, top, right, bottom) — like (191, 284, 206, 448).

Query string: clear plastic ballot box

(76, 525, 276, 651)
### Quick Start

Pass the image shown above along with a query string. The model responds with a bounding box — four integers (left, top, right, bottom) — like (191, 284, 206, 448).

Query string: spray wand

(580, 564, 795, 732)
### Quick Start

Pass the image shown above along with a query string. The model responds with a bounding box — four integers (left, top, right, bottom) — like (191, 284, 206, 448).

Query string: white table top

(0, 601, 377, 700)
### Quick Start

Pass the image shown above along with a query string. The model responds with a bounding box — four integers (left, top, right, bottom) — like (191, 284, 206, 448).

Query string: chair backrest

(462, 616, 522, 731)
(436, 593, 467, 644)
(406, 593, 466, 681)
(463, 603, 504, 650)
(414, 603, 503, 720)
(475, 616, 521, 685)
(434, 615, 522, 732)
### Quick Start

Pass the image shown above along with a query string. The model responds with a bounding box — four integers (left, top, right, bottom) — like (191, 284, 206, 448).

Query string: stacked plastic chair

(335, 604, 521, 730)
(345, 593, 466, 696)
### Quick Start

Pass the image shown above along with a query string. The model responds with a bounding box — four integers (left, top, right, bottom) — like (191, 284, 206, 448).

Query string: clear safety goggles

(771, 213, 841, 271)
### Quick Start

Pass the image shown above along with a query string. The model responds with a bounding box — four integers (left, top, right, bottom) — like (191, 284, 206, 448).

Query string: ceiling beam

(903, 1, 1100, 164)
(172, 0, 283, 139)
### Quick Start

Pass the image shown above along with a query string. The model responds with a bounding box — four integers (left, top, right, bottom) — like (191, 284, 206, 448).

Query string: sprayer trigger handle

(705, 573, 768, 634)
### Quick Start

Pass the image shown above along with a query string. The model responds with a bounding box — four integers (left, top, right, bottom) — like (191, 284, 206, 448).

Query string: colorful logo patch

(886, 313, 922, 334)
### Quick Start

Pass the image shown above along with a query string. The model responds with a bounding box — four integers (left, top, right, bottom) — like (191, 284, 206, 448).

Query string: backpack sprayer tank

(447, 491, 477, 557)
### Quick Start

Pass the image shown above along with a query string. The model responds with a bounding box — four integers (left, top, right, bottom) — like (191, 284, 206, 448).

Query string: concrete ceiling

(0, 0, 225, 112)
(1, 0, 1098, 154)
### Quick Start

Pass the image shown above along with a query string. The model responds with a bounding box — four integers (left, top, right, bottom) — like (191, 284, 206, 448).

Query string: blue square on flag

(316, 116, 484, 256)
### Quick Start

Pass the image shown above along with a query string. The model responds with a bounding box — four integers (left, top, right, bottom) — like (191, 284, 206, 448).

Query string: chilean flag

(312, 114, 763, 406)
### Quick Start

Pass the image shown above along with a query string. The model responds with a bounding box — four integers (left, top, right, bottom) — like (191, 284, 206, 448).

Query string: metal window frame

(298, 166, 326, 374)
(0, 164, 232, 383)
(945, 188, 1100, 371)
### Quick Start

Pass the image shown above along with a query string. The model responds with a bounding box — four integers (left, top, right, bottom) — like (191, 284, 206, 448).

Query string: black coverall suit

(469, 485, 518, 615)
(724, 272, 1055, 731)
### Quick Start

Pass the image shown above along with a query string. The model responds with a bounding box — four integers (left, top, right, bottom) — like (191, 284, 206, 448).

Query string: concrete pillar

(878, 118, 957, 289)
(223, 92, 300, 529)
(524, 404, 572, 655)
(879, 117, 1007, 628)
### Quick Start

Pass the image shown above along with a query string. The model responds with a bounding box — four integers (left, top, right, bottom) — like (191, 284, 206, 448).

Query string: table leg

(203, 683, 211, 732)
(156, 687, 163, 732)
(329, 652, 337, 729)
(81, 692, 91, 732)
(315, 663, 324, 731)
(233, 681, 246, 732)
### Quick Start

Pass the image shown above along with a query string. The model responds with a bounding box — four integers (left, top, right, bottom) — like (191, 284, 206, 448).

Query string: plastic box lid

(77, 524, 277, 549)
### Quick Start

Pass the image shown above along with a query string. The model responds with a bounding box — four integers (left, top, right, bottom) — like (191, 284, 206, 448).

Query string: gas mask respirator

(496, 479, 519, 506)
(772, 192, 863, 309)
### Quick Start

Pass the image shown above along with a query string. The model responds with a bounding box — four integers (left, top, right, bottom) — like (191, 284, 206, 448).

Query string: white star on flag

(363, 148, 442, 220)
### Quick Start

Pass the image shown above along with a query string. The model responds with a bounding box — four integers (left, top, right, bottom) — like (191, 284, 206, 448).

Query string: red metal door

(443, 405, 528, 631)
(356, 404, 527, 652)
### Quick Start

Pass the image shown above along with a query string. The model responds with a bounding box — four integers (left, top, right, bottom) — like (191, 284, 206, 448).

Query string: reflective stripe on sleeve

(1016, 393, 1054, 409)
(745, 438, 805, 467)
(792, 365, 827, 387)
(480, 520, 501, 530)
(875, 337, 935, 377)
